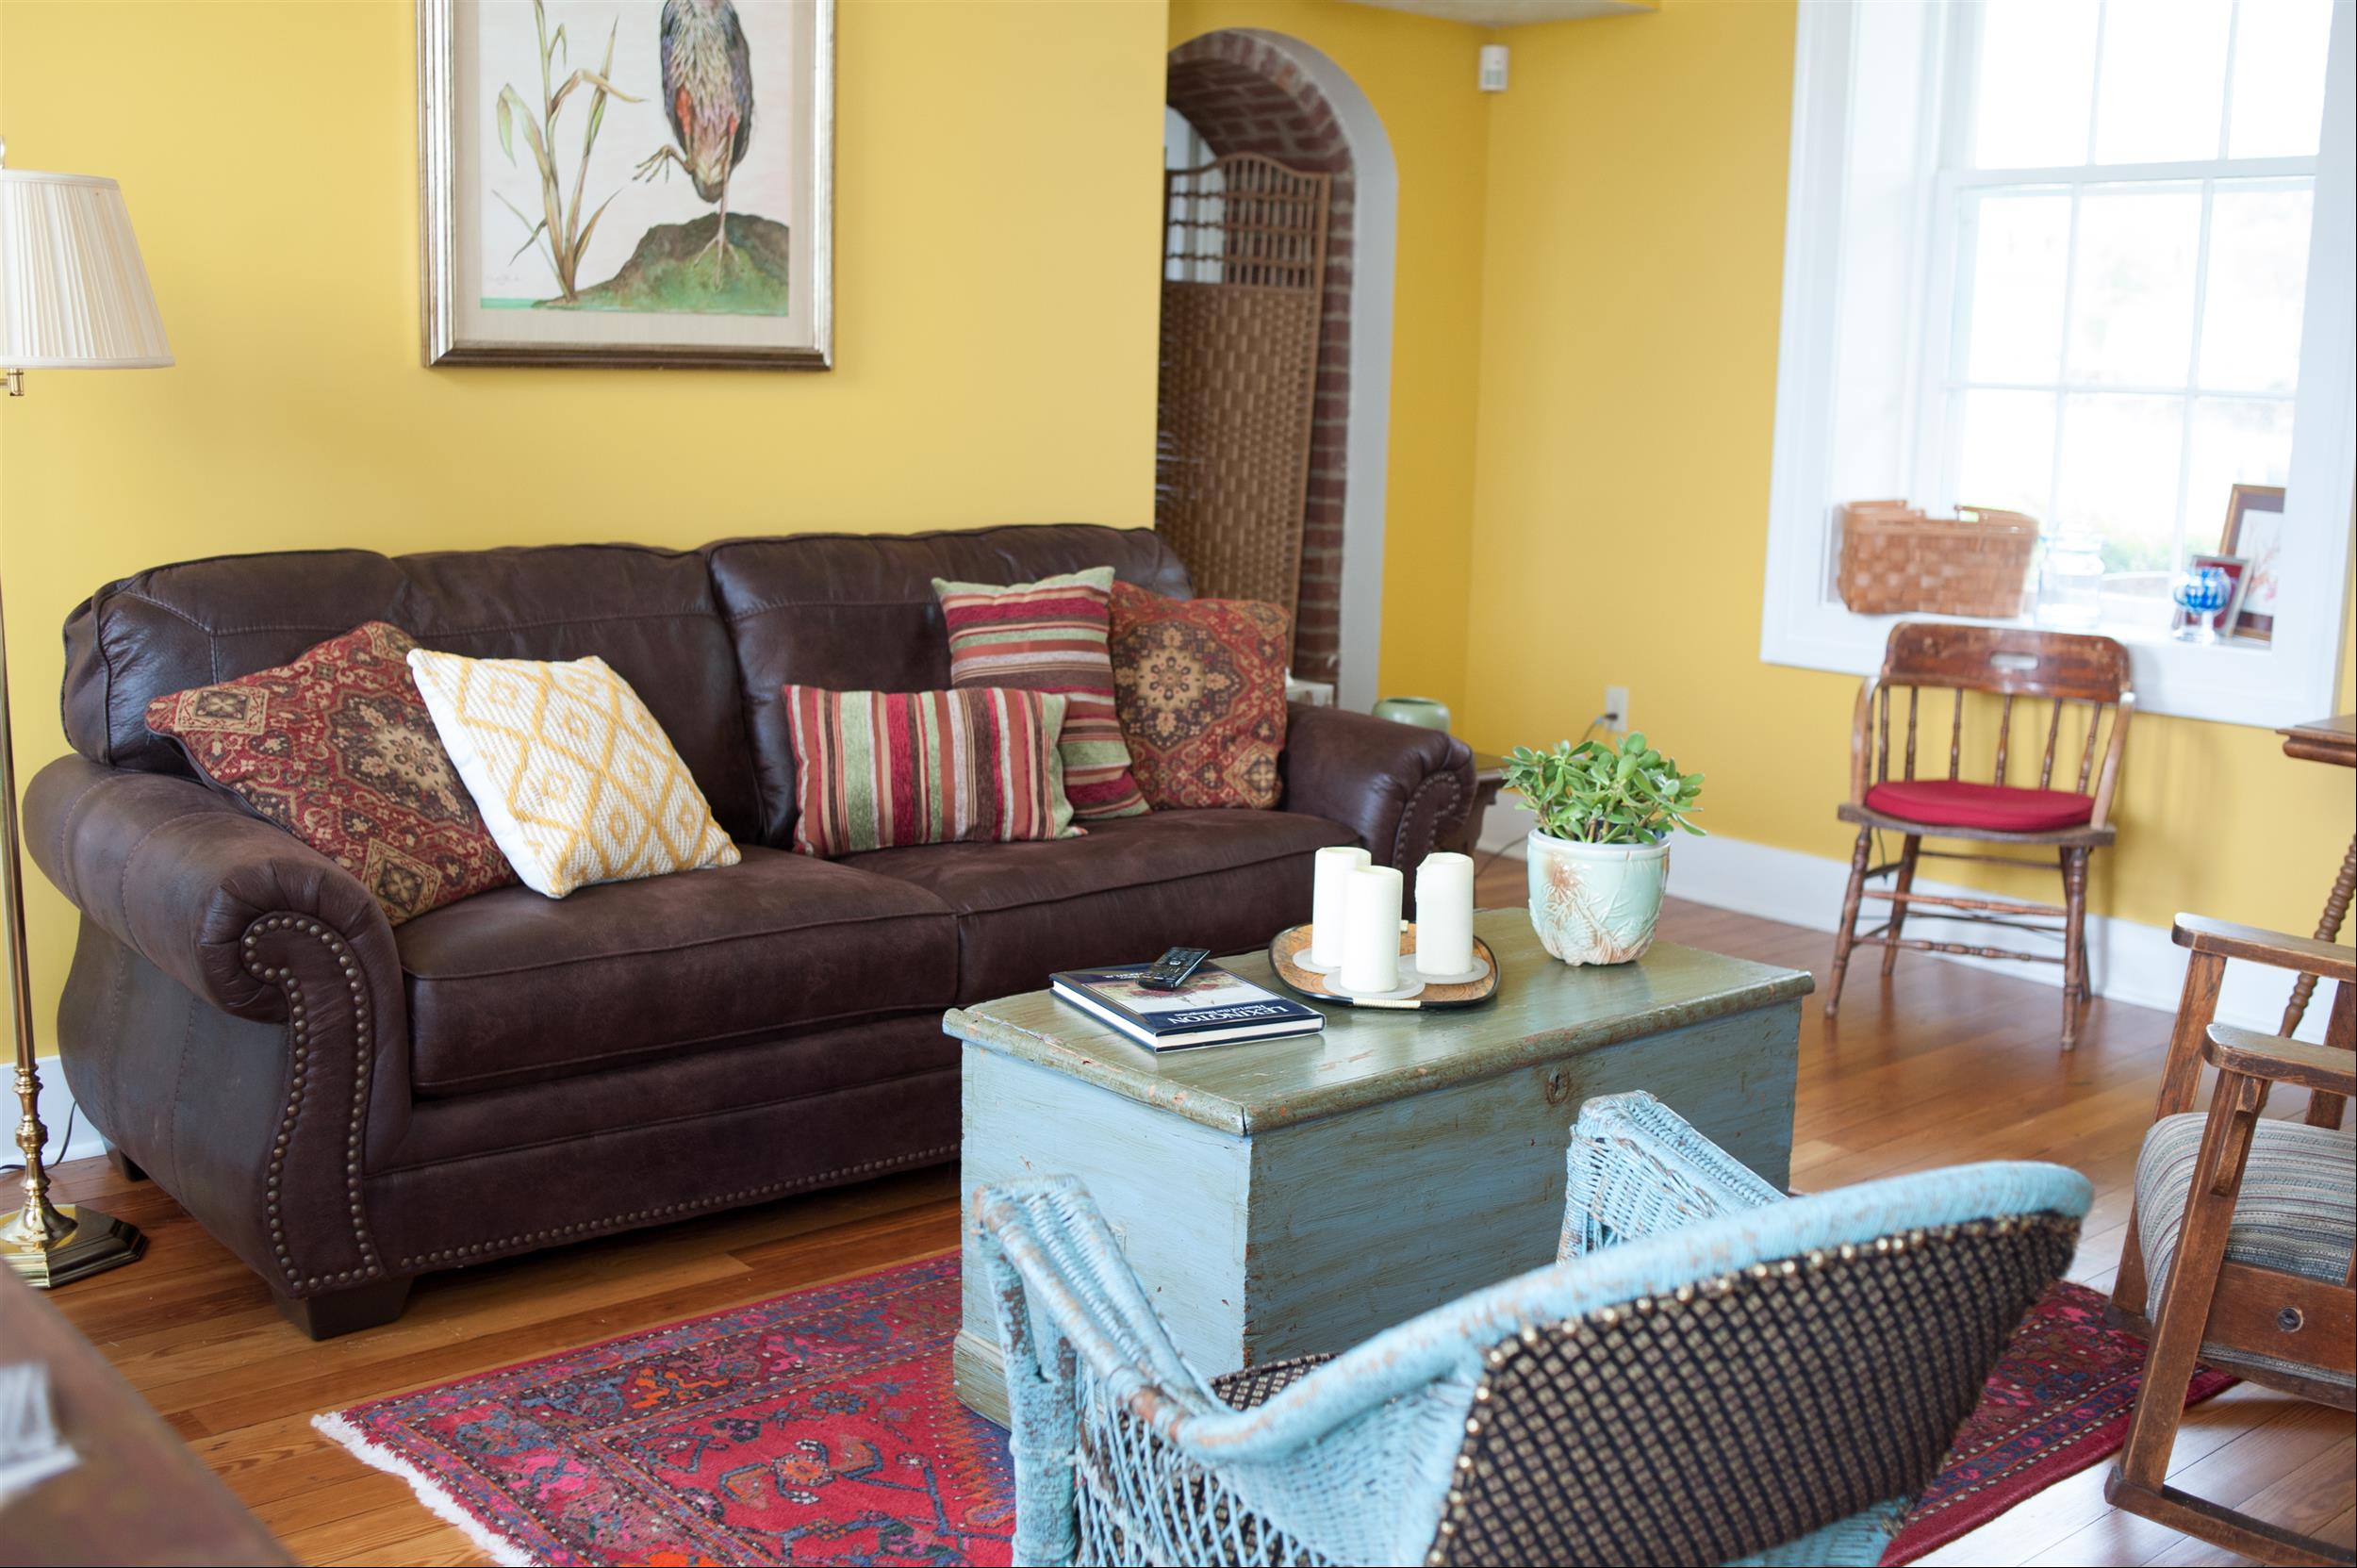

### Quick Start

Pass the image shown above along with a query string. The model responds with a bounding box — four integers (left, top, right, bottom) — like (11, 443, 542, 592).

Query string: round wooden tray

(1268, 923, 1501, 1010)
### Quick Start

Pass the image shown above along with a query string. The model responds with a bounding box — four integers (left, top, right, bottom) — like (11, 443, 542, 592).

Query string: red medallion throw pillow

(933, 567, 1148, 820)
(1107, 582, 1290, 810)
(783, 685, 1080, 858)
(144, 622, 517, 923)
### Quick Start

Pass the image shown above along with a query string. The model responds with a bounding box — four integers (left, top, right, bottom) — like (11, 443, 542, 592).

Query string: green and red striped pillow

(782, 685, 1081, 858)
(931, 568, 1149, 820)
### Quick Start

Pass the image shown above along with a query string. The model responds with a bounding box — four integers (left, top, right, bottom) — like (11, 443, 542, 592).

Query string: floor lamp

(0, 138, 172, 1286)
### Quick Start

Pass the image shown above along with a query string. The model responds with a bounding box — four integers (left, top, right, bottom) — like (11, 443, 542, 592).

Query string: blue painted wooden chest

(948, 908, 1811, 1425)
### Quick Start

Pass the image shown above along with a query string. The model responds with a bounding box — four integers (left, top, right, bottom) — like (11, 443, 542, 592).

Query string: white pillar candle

(1341, 865, 1405, 993)
(1310, 845, 1372, 967)
(1415, 850, 1476, 978)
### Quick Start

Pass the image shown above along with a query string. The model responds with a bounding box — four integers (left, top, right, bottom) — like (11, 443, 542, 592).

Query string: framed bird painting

(420, 0, 832, 368)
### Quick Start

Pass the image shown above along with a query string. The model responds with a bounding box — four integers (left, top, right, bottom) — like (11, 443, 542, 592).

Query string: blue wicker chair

(974, 1091, 2091, 1567)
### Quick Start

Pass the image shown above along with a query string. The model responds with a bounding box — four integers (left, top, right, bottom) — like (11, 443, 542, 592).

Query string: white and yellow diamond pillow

(406, 650, 740, 899)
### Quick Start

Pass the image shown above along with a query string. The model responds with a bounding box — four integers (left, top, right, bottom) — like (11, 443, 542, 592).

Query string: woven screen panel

(1431, 1215, 2080, 1567)
(1156, 155, 1330, 662)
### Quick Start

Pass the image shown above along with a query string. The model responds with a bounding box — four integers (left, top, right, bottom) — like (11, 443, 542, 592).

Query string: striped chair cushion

(933, 569, 1148, 821)
(782, 685, 1080, 858)
(2135, 1111, 2355, 1388)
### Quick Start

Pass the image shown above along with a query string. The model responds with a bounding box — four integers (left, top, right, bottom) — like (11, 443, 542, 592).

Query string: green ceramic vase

(1525, 828, 1670, 966)
(1372, 696, 1453, 732)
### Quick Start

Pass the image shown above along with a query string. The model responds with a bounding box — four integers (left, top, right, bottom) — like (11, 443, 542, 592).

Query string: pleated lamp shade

(0, 165, 172, 370)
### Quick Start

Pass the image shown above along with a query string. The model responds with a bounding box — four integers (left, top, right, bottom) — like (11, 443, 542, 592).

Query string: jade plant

(1504, 734, 1706, 845)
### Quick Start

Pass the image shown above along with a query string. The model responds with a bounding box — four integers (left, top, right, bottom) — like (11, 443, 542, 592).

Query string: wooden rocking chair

(2107, 916, 2355, 1565)
(1825, 623, 2134, 1049)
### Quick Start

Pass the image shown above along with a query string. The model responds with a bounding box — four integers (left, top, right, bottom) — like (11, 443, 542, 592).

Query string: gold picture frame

(420, 0, 833, 369)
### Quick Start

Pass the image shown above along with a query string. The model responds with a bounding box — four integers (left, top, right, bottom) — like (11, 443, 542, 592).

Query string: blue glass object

(2171, 565, 2233, 644)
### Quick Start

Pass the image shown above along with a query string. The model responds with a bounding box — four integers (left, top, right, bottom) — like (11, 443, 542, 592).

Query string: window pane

(2069, 185, 2202, 385)
(1963, 190, 2071, 381)
(2054, 393, 2184, 570)
(2183, 397, 2295, 550)
(1974, 0, 2100, 167)
(1955, 389, 2059, 519)
(2228, 0, 2334, 157)
(2200, 182, 2314, 392)
(2094, 0, 2233, 163)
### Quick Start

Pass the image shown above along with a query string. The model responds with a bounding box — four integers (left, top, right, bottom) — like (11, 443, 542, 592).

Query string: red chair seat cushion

(1863, 779, 2096, 833)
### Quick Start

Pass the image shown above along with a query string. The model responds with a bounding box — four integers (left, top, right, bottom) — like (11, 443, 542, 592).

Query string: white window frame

(1762, 0, 2356, 727)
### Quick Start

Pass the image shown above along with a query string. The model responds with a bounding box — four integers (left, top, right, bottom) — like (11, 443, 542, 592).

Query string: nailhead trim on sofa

(239, 912, 384, 1294)
(239, 907, 959, 1293)
(393, 1144, 958, 1271)
(1393, 766, 1467, 873)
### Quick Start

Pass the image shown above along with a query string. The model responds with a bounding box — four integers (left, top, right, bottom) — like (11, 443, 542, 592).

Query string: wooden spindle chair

(1825, 623, 2134, 1049)
(2105, 916, 2354, 1566)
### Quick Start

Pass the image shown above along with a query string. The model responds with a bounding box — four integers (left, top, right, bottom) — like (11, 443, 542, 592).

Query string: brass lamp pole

(0, 136, 172, 1286)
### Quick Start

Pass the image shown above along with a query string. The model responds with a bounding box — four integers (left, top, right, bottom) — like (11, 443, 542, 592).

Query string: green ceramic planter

(1525, 828, 1670, 966)
(1372, 696, 1453, 732)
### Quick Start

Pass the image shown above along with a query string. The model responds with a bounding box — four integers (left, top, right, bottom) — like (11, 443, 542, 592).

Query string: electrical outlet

(1603, 685, 1630, 733)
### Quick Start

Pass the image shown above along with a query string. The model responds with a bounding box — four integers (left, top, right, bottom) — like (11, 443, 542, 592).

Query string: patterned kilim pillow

(782, 685, 1080, 857)
(405, 650, 741, 899)
(931, 568, 1147, 821)
(1108, 582, 1291, 810)
(143, 622, 516, 924)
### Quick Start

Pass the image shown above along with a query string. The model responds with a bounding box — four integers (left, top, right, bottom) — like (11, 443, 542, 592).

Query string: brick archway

(1165, 30, 1357, 690)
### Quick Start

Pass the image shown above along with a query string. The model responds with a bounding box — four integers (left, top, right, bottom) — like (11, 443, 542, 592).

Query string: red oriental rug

(318, 1259, 2229, 1567)
(1879, 1279, 2235, 1564)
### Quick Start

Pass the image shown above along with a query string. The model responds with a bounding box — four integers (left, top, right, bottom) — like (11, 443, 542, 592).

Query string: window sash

(1924, 168, 2316, 567)
(1759, 0, 2356, 729)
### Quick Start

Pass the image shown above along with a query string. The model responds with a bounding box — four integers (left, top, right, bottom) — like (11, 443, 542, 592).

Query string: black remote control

(1138, 946, 1211, 990)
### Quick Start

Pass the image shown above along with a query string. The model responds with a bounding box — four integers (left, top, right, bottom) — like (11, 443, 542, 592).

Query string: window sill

(1759, 600, 2336, 729)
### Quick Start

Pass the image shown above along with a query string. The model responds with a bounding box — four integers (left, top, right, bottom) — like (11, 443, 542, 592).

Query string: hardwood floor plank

(2142, 1436, 2357, 1565)
(38, 888, 2348, 1566)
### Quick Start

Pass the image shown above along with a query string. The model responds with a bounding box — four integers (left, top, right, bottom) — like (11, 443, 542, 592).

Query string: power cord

(1472, 713, 1609, 879)
(0, 1102, 80, 1179)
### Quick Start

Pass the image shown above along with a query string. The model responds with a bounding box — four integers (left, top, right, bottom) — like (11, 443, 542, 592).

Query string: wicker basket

(1837, 501, 2039, 618)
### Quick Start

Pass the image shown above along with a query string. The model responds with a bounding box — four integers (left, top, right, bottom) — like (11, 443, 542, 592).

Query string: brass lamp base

(2, 1201, 147, 1288)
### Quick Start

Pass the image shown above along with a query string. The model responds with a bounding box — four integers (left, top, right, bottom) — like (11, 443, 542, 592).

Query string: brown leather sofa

(25, 524, 1472, 1336)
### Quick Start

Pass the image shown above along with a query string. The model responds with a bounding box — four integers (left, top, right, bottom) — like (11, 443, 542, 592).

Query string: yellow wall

(2, 0, 2349, 1058)
(0, 0, 1170, 1032)
(1169, 0, 1492, 712)
(1463, 0, 2355, 933)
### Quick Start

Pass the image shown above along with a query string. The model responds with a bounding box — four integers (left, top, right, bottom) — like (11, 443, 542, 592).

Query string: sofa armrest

(25, 755, 403, 1028)
(28, 755, 414, 1301)
(1279, 704, 1475, 872)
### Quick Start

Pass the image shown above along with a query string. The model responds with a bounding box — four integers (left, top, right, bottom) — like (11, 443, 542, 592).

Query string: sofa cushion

(142, 622, 517, 924)
(63, 543, 765, 842)
(407, 650, 741, 896)
(784, 686, 1080, 856)
(396, 847, 958, 1097)
(936, 568, 1148, 821)
(845, 809, 1355, 1002)
(709, 525, 1193, 845)
(1110, 582, 1291, 810)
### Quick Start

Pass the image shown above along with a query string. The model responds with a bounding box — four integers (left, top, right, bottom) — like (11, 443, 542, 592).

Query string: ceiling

(1341, 0, 1652, 26)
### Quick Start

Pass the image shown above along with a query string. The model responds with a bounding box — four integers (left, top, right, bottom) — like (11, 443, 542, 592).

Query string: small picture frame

(2219, 485, 2285, 643)
(2174, 553, 2250, 636)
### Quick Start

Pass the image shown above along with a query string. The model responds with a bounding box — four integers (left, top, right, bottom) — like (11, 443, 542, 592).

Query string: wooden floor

(39, 869, 2355, 1567)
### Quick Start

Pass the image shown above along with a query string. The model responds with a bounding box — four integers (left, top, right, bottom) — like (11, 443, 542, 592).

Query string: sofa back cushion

(62, 544, 765, 842)
(709, 525, 1191, 843)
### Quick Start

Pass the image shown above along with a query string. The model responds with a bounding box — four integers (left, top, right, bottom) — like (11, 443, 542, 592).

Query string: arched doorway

(1159, 30, 1394, 709)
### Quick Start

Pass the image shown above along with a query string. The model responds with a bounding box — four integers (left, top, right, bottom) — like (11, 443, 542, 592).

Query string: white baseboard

(1478, 803, 2329, 1042)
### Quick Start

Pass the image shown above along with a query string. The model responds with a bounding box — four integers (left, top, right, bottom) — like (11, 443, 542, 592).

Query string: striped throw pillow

(783, 685, 1081, 858)
(931, 568, 1149, 820)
